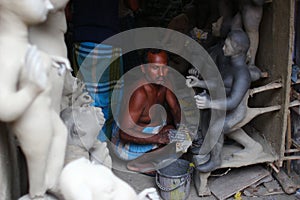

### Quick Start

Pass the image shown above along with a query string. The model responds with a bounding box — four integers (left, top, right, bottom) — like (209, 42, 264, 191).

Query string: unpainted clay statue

(186, 29, 254, 172)
(59, 106, 160, 200)
(219, 0, 264, 70)
(241, 0, 264, 67)
(61, 75, 93, 110)
(187, 67, 282, 172)
(60, 106, 111, 168)
(187, 0, 264, 81)
(208, 14, 263, 82)
(59, 157, 160, 200)
(29, 0, 71, 113)
(0, 0, 68, 199)
(29, 0, 85, 112)
(28, 0, 74, 197)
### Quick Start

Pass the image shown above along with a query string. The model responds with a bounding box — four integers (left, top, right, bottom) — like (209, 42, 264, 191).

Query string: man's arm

(165, 88, 182, 126)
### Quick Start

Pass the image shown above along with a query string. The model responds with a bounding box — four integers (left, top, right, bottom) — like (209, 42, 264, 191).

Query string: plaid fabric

(111, 125, 161, 161)
(73, 42, 124, 142)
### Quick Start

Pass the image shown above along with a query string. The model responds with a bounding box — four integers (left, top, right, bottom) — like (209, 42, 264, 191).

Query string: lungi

(73, 42, 124, 142)
(111, 125, 162, 160)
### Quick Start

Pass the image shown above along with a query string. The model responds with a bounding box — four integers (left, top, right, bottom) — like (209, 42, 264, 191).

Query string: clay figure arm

(186, 75, 217, 89)
(90, 141, 112, 169)
(51, 55, 72, 76)
(138, 188, 160, 200)
(119, 89, 169, 144)
(194, 91, 217, 109)
(186, 75, 207, 88)
(0, 46, 48, 122)
(195, 70, 250, 111)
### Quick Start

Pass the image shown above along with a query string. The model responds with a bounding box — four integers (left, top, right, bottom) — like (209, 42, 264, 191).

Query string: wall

(250, 0, 294, 166)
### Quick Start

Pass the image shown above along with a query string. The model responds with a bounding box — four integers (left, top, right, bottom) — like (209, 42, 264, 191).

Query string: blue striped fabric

(73, 42, 124, 142)
(111, 125, 162, 161)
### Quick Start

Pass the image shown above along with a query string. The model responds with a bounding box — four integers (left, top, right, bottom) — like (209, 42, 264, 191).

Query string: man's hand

(156, 131, 170, 144)
(154, 126, 173, 144)
(194, 91, 211, 109)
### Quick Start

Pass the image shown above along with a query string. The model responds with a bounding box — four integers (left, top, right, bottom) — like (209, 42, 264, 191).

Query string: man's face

(142, 52, 169, 85)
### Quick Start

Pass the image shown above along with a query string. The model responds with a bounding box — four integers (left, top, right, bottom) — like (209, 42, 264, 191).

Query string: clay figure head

(223, 29, 250, 57)
(1, 0, 54, 24)
(61, 106, 105, 150)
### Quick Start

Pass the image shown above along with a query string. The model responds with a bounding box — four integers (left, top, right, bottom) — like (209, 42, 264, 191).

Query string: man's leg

(127, 143, 179, 173)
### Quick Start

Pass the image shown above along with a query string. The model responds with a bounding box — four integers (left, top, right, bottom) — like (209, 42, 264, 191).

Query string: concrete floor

(111, 152, 299, 200)
(113, 168, 298, 200)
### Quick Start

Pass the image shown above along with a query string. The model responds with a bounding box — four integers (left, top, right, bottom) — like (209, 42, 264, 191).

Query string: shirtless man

(112, 49, 182, 172)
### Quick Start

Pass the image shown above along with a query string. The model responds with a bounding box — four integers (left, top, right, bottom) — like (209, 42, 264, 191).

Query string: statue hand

(23, 45, 48, 91)
(94, 106, 105, 128)
(138, 188, 160, 200)
(73, 92, 94, 107)
(186, 75, 200, 88)
(90, 141, 112, 169)
(188, 68, 199, 77)
(194, 91, 211, 109)
(51, 55, 72, 76)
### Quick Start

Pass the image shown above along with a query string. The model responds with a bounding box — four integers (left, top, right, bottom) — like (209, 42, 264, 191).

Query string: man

(112, 49, 182, 172)
(71, 0, 123, 142)
(119, 0, 142, 73)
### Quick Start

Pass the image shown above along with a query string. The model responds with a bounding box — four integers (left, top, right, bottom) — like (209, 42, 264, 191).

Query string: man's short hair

(143, 49, 169, 64)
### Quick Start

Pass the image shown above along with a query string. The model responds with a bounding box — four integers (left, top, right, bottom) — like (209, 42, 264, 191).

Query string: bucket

(156, 159, 193, 200)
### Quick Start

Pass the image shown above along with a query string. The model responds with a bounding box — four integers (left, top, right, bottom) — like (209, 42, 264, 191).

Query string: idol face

(223, 38, 236, 57)
(9, 0, 54, 24)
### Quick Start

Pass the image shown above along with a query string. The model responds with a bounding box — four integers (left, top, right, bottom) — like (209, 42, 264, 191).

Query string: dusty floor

(111, 151, 299, 200)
